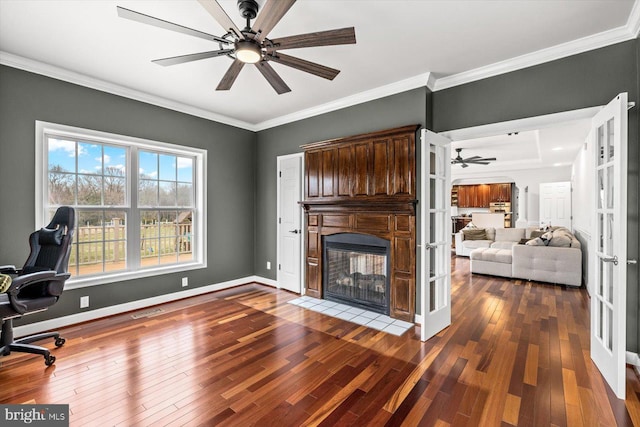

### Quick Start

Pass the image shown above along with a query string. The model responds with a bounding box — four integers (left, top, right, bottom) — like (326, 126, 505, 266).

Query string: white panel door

(277, 154, 303, 293)
(420, 129, 452, 342)
(539, 181, 572, 229)
(590, 93, 628, 399)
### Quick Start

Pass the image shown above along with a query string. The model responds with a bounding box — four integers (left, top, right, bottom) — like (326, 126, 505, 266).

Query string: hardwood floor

(1, 256, 638, 426)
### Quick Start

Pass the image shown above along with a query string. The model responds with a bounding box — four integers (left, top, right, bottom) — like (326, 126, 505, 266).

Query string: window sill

(64, 262, 207, 290)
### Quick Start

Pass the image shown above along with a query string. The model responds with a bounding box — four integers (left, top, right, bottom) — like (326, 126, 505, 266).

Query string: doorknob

(289, 229, 300, 234)
(628, 259, 638, 265)
(425, 243, 437, 250)
(602, 255, 618, 266)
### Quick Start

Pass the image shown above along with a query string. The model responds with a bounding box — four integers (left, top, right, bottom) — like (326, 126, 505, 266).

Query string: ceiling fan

(451, 148, 496, 168)
(117, 0, 356, 94)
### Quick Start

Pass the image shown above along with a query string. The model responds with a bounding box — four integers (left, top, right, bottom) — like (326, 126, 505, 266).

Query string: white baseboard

(15, 275, 277, 338)
(414, 314, 423, 324)
(626, 351, 640, 367)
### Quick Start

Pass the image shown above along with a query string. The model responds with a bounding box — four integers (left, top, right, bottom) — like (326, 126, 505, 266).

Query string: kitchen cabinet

(476, 184, 491, 207)
(490, 183, 512, 202)
(455, 183, 512, 207)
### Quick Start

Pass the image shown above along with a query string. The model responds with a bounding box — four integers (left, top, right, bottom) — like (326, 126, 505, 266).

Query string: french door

(420, 129, 452, 341)
(590, 93, 629, 399)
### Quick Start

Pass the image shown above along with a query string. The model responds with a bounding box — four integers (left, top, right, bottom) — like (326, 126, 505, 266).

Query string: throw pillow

(0, 274, 11, 293)
(463, 229, 487, 240)
(462, 221, 477, 230)
(525, 237, 545, 246)
(530, 230, 545, 239)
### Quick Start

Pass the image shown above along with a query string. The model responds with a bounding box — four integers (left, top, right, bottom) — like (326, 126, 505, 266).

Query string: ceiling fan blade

(464, 156, 482, 161)
(267, 27, 356, 51)
(153, 49, 233, 66)
(252, 0, 296, 42)
(467, 161, 491, 165)
(117, 6, 230, 44)
(461, 163, 469, 168)
(216, 59, 245, 91)
(197, 0, 243, 39)
(267, 52, 340, 80)
(255, 61, 291, 94)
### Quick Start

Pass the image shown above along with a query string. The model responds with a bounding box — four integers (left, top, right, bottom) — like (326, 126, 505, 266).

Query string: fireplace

(323, 233, 390, 314)
(301, 125, 419, 321)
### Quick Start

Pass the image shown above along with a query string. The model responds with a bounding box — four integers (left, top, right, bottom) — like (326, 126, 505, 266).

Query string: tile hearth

(288, 296, 414, 336)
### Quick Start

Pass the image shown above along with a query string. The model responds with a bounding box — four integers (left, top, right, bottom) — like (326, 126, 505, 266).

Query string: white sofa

(456, 227, 582, 287)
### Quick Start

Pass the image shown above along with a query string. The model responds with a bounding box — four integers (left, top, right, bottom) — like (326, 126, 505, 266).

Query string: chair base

(0, 319, 64, 366)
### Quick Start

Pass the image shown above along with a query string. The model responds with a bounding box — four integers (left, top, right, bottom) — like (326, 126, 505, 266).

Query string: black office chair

(0, 206, 75, 366)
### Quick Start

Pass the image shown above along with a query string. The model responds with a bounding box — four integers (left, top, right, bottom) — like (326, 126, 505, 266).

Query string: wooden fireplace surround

(300, 125, 419, 322)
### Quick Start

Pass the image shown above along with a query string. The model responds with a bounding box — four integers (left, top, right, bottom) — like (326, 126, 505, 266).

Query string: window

(36, 121, 206, 288)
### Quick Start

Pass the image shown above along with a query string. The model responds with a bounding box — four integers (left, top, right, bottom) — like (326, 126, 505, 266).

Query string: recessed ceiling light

(553, 162, 562, 167)
(552, 147, 563, 151)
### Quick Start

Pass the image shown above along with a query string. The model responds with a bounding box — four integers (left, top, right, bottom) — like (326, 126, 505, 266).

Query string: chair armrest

(6, 271, 64, 314)
(0, 265, 18, 275)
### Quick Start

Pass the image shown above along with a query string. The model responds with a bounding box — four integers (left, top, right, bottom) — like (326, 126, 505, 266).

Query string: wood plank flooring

(0, 255, 638, 426)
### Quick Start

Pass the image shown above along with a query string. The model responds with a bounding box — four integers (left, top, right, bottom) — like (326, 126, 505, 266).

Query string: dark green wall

(0, 65, 257, 325)
(432, 39, 640, 352)
(253, 88, 428, 279)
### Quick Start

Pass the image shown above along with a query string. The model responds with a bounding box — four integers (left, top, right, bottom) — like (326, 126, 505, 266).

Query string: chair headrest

(38, 227, 64, 246)
(46, 206, 76, 235)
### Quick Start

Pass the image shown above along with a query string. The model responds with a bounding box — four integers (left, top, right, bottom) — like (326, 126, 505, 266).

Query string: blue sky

(48, 139, 192, 182)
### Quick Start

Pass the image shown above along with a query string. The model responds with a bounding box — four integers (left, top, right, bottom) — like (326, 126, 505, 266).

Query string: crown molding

(433, 14, 639, 91)
(629, 0, 640, 37)
(254, 72, 432, 131)
(0, 51, 258, 132)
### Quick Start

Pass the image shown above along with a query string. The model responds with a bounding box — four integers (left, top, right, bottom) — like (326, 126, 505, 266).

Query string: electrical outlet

(80, 296, 89, 308)
(266, 261, 271, 270)
(181, 277, 188, 287)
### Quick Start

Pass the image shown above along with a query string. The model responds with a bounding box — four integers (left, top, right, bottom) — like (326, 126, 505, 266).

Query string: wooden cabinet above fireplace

(301, 125, 419, 322)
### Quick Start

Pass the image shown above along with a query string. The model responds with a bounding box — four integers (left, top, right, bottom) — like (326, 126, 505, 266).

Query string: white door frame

(276, 153, 305, 294)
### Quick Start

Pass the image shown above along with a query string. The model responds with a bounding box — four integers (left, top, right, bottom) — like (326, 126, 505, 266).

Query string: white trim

(440, 106, 603, 141)
(14, 275, 276, 338)
(626, 351, 640, 367)
(0, 51, 257, 132)
(629, 0, 640, 37)
(433, 24, 637, 91)
(255, 73, 432, 131)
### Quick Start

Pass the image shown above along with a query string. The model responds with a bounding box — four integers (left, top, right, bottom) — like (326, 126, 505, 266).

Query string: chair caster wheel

(45, 355, 56, 366)
(55, 337, 66, 347)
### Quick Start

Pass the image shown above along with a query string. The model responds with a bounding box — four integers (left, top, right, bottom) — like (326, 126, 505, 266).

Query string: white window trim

(35, 121, 207, 289)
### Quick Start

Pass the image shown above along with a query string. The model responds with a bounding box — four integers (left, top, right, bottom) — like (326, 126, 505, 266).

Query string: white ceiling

(0, 0, 638, 131)
(450, 117, 591, 176)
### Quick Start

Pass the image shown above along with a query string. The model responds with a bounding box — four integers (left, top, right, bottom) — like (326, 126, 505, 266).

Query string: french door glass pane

(597, 125, 605, 166)
(607, 306, 613, 351)
(597, 301, 603, 340)
(606, 118, 615, 162)
(606, 166, 614, 209)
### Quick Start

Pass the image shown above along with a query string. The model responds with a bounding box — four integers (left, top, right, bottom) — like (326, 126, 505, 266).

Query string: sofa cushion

(491, 241, 518, 250)
(463, 240, 493, 250)
(470, 247, 512, 264)
(463, 229, 487, 240)
(526, 237, 546, 246)
(495, 228, 525, 242)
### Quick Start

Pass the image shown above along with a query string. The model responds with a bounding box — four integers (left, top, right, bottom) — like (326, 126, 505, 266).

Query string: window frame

(36, 121, 207, 289)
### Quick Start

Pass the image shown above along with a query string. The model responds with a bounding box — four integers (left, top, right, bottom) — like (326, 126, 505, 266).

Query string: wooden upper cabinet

(302, 125, 418, 202)
(489, 183, 512, 202)
(476, 184, 490, 207)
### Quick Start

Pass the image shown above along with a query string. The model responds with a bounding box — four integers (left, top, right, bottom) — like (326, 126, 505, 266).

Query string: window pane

(159, 211, 178, 265)
(105, 213, 126, 272)
(78, 142, 102, 175)
(139, 179, 158, 206)
(48, 138, 76, 173)
(177, 183, 193, 206)
(139, 151, 158, 179)
(159, 154, 176, 181)
(159, 181, 177, 206)
(78, 210, 104, 241)
(177, 211, 193, 261)
(105, 177, 126, 206)
(104, 146, 126, 176)
(177, 157, 193, 183)
(48, 172, 75, 205)
(77, 174, 102, 205)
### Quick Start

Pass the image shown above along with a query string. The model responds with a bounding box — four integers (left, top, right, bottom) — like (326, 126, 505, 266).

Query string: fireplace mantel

(301, 125, 419, 322)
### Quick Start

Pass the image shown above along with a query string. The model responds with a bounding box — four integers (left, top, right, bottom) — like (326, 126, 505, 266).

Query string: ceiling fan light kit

(117, 0, 356, 94)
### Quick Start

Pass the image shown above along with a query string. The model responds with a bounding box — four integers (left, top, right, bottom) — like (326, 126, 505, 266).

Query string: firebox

(322, 233, 391, 315)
